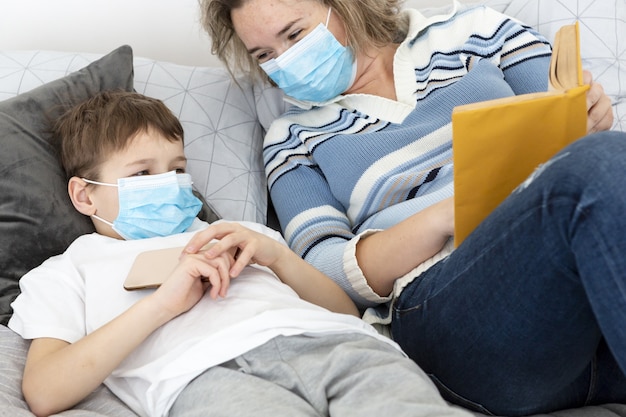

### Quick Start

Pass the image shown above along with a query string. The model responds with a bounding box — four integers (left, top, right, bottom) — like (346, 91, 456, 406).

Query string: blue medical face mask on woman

(83, 171, 203, 240)
(259, 8, 356, 102)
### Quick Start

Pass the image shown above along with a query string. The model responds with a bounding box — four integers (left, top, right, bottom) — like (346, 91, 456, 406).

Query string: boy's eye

(175, 168, 186, 174)
(134, 170, 150, 176)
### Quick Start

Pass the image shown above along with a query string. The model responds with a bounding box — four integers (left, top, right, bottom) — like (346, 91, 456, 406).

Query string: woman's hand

(185, 222, 284, 276)
(583, 70, 613, 133)
(184, 222, 360, 316)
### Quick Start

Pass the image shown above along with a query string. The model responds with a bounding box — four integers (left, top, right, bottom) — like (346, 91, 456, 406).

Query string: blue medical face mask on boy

(83, 171, 203, 240)
(259, 8, 356, 102)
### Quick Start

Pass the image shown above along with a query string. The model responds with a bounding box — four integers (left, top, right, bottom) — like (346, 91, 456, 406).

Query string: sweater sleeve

(265, 120, 384, 308)
(401, 4, 552, 102)
(463, 5, 553, 95)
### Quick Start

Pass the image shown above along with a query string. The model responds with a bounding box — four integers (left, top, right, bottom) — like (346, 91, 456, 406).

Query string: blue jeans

(391, 131, 626, 416)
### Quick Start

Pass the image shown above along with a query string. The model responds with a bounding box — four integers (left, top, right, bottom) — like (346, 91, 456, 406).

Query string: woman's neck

(345, 43, 400, 100)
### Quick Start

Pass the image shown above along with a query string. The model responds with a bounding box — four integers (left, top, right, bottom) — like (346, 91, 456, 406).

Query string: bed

(0, 0, 624, 416)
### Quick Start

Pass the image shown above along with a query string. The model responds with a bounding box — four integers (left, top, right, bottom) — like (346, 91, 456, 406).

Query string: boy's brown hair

(56, 90, 184, 181)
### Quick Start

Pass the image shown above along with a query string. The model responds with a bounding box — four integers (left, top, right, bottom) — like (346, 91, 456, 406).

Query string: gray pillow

(0, 45, 135, 326)
(0, 324, 139, 416)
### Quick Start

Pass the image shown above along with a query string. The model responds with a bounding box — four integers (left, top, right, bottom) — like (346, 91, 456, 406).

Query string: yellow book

(452, 22, 589, 247)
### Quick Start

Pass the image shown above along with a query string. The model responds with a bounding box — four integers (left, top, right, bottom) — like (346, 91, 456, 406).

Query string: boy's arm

(187, 222, 359, 317)
(22, 252, 228, 417)
(23, 297, 173, 417)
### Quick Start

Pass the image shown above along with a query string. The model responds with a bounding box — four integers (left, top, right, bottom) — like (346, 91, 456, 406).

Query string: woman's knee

(530, 131, 626, 190)
(560, 131, 626, 168)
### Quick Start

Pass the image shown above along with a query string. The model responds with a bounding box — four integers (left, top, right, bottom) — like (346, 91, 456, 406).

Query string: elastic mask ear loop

(82, 178, 117, 187)
(91, 214, 114, 228)
(325, 7, 332, 27)
(81, 178, 117, 228)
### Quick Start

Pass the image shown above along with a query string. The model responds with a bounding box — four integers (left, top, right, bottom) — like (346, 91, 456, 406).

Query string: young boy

(8, 91, 471, 417)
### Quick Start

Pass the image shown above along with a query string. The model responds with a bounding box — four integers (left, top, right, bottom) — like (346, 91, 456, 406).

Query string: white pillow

(0, 50, 103, 100)
(0, 49, 268, 224)
(133, 58, 266, 223)
(504, 0, 626, 132)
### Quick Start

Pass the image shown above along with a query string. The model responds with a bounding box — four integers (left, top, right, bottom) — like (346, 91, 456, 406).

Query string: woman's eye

(134, 170, 150, 176)
(256, 51, 270, 62)
(287, 29, 302, 41)
(175, 168, 186, 174)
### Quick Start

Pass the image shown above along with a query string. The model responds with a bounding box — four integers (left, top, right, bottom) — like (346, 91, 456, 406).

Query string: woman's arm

(22, 253, 230, 417)
(187, 222, 359, 316)
(355, 197, 454, 296)
(266, 243, 360, 316)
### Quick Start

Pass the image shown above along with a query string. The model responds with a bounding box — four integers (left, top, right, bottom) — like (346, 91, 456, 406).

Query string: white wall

(0, 0, 221, 66)
(0, 0, 477, 67)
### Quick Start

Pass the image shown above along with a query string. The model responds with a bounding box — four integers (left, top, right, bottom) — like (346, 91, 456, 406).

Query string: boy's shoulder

(66, 232, 113, 253)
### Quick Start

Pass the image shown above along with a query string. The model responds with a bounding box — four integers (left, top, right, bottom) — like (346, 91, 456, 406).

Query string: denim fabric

(391, 131, 626, 416)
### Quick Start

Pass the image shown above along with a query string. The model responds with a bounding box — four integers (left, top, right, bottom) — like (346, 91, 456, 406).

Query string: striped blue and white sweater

(263, 2, 552, 312)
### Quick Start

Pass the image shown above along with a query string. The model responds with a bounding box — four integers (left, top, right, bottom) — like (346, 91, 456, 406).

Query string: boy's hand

(185, 222, 360, 317)
(185, 222, 285, 278)
(151, 249, 234, 320)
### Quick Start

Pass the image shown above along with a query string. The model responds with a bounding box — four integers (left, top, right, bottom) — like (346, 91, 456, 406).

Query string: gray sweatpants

(169, 332, 471, 417)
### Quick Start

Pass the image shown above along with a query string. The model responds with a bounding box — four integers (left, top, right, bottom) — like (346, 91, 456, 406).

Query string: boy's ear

(68, 177, 96, 216)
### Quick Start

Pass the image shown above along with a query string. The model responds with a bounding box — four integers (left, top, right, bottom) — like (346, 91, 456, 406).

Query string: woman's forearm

(270, 245, 359, 317)
(355, 198, 454, 297)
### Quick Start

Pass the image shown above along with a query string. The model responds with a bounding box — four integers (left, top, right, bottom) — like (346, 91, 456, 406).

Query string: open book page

(549, 22, 584, 90)
(451, 22, 589, 247)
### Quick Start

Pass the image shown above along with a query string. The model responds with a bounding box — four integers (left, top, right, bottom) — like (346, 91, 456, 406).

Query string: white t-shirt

(9, 220, 397, 417)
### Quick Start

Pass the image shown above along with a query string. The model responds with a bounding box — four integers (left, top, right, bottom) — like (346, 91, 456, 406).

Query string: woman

(188, 0, 626, 414)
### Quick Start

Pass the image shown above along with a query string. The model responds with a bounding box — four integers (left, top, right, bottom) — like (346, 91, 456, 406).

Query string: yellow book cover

(452, 22, 589, 247)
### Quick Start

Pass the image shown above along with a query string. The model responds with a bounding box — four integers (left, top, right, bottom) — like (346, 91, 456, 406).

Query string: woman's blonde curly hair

(199, 0, 406, 82)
